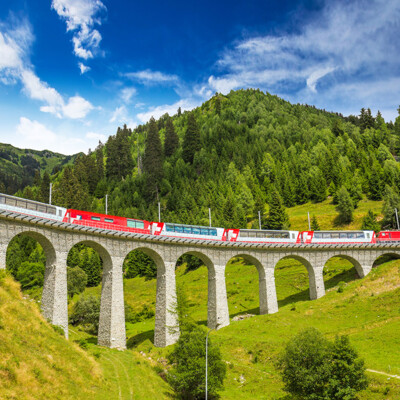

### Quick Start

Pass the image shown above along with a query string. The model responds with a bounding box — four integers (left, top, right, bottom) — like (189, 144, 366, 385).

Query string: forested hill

(0, 143, 79, 196)
(14, 89, 400, 229)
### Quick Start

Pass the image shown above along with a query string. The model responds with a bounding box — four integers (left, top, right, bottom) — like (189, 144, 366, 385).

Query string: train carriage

(0, 193, 66, 221)
(152, 222, 226, 241)
(299, 230, 376, 244)
(64, 209, 151, 234)
(377, 231, 400, 242)
(227, 229, 299, 243)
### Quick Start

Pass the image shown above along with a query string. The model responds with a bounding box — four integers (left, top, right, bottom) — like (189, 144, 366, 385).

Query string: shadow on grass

(278, 288, 310, 308)
(127, 330, 154, 348)
(324, 267, 358, 291)
(229, 307, 260, 319)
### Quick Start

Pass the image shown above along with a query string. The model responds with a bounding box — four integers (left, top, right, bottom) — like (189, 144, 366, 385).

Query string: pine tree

(143, 117, 164, 199)
(336, 186, 354, 224)
(264, 189, 290, 229)
(96, 141, 105, 181)
(381, 185, 400, 229)
(182, 113, 201, 164)
(164, 118, 179, 157)
(361, 210, 380, 233)
(311, 215, 320, 230)
(39, 171, 50, 203)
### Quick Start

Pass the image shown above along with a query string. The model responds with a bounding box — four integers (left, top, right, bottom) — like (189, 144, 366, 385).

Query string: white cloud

(15, 117, 85, 154)
(306, 67, 336, 93)
(0, 18, 95, 120)
(78, 62, 90, 74)
(62, 95, 94, 119)
(136, 99, 198, 123)
(109, 105, 127, 123)
(208, 75, 240, 95)
(86, 131, 106, 141)
(51, 0, 106, 60)
(209, 0, 400, 104)
(120, 87, 136, 103)
(125, 69, 179, 86)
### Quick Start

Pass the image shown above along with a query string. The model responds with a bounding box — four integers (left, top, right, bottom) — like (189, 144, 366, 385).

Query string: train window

(200, 228, 209, 235)
(0, 196, 4, 204)
(256, 232, 265, 238)
(175, 226, 183, 233)
(46, 207, 56, 215)
(183, 227, 191, 234)
(348, 233, 356, 238)
(91, 216, 101, 221)
(135, 221, 144, 229)
(76, 215, 82, 220)
(314, 232, 322, 239)
(166, 224, 174, 232)
(356, 232, 364, 238)
(248, 231, 257, 238)
(322, 233, 331, 238)
(366, 233, 370, 238)
(331, 233, 339, 238)
(240, 231, 249, 238)
(27, 202, 36, 210)
(17, 200, 27, 208)
(105, 218, 114, 223)
(210, 229, 217, 236)
(339, 233, 347, 238)
(38, 205, 47, 213)
(5, 197, 16, 206)
(192, 227, 201, 235)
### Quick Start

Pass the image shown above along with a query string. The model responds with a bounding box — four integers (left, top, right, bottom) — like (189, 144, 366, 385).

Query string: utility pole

(308, 212, 311, 230)
(395, 208, 400, 230)
(105, 194, 108, 215)
(49, 183, 52, 205)
(158, 202, 161, 222)
(258, 211, 262, 229)
(209, 208, 212, 227)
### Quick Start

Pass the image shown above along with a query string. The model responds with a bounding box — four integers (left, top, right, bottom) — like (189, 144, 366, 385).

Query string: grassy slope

(0, 272, 172, 400)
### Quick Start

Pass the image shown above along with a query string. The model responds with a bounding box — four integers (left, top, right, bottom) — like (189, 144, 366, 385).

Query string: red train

(1, 193, 400, 244)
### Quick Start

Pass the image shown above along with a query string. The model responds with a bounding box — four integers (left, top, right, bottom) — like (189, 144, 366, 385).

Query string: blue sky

(0, 0, 399, 155)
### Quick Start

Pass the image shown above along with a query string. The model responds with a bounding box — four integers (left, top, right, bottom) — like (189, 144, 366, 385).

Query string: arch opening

(5, 232, 54, 299)
(373, 253, 400, 269)
(173, 251, 211, 328)
(323, 256, 360, 292)
(122, 247, 160, 349)
(275, 255, 312, 309)
(225, 255, 260, 320)
(67, 241, 108, 341)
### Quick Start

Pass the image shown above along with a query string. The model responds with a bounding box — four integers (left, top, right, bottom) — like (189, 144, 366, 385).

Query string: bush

(15, 261, 44, 289)
(67, 266, 87, 298)
(69, 296, 100, 334)
(168, 325, 226, 399)
(278, 328, 368, 400)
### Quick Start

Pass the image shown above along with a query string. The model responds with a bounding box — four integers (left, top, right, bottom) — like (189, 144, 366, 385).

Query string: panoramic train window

(192, 227, 200, 235)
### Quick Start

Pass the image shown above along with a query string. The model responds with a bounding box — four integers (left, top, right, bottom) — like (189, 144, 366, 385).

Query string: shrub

(278, 328, 368, 400)
(67, 266, 87, 298)
(69, 296, 100, 334)
(168, 325, 226, 399)
(15, 261, 44, 289)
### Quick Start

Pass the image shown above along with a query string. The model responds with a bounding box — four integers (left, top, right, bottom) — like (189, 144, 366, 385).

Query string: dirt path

(102, 355, 123, 400)
(367, 369, 400, 379)
(108, 352, 134, 400)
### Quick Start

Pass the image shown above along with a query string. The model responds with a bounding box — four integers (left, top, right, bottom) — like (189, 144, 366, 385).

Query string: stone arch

(5, 229, 67, 337)
(124, 245, 179, 347)
(225, 253, 278, 318)
(6, 229, 57, 267)
(173, 248, 229, 330)
(275, 254, 324, 304)
(322, 255, 364, 291)
(372, 251, 400, 269)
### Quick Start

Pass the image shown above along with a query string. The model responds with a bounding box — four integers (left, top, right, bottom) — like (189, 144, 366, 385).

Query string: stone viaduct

(1, 209, 399, 350)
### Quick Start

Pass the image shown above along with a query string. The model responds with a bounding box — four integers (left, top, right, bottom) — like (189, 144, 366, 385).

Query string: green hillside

(0, 142, 79, 195)
(0, 271, 173, 400)
(65, 255, 400, 399)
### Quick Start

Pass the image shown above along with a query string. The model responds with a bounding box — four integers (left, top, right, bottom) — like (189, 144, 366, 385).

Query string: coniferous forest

(4, 89, 400, 283)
